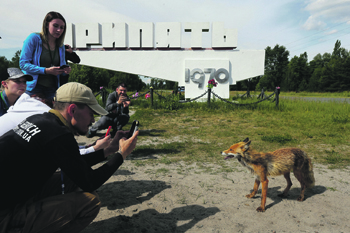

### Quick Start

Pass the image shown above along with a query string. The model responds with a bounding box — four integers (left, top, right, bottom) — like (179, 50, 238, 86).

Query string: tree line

(67, 63, 146, 92)
(0, 52, 146, 92)
(236, 40, 350, 92)
(1, 39, 349, 93)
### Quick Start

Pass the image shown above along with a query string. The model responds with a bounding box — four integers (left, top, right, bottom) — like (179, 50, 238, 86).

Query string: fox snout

(222, 151, 241, 160)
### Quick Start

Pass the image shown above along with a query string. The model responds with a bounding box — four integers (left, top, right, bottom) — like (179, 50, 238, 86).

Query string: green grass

(230, 90, 350, 98)
(118, 92, 350, 169)
(280, 91, 350, 98)
(261, 134, 294, 144)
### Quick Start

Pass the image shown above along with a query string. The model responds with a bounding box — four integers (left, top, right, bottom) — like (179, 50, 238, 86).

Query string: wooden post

(246, 78, 251, 98)
(258, 88, 265, 99)
(150, 87, 154, 107)
(207, 88, 211, 106)
(275, 87, 280, 107)
(102, 88, 107, 105)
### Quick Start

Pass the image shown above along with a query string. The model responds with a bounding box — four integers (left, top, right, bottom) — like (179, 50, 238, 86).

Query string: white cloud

(303, 15, 327, 30)
(303, 0, 350, 30)
(325, 29, 338, 35)
(1, 0, 350, 61)
(0, 0, 138, 50)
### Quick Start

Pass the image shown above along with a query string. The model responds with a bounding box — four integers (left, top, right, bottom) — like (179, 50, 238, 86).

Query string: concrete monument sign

(65, 22, 264, 99)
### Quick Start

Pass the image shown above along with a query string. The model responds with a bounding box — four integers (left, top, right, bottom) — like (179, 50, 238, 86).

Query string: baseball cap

(55, 82, 108, 115)
(4, 68, 33, 81)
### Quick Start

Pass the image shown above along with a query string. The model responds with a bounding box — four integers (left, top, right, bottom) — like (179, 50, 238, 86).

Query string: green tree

(318, 40, 350, 91)
(287, 52, 310, 92)
(9, 50, 21, 68)
(68, 64, 145, 92)
(332, 40, 342, 58)
(0, 56, 10, 79)
(150, 78, 165, 89)
(308, 67, 322, 92)
(164, 80, 176, 90)
(309, 53, 325, 73)
(308, 52, 331, 92)
(258, 44, 289, 91)
(108, 72, 145, 91)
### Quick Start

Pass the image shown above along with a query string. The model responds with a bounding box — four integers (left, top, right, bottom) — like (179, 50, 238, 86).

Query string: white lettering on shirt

(13, 120, 41, 142)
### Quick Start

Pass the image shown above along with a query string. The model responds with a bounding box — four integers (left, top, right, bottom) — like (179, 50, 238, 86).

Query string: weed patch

(321, 150, 350, 168)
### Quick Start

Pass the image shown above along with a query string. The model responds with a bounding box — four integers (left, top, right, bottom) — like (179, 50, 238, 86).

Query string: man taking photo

(88, 83, 130, 138)
(0, 82, 138, 233)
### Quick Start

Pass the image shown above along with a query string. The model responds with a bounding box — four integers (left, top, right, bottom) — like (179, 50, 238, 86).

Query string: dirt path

(77, 127, 350, 233)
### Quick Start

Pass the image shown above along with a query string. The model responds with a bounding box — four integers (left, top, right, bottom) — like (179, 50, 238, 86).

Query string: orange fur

(221, 138, 315, 212)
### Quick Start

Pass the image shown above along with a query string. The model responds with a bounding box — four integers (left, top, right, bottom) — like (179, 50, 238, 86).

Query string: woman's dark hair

(40, 11, 66, 46)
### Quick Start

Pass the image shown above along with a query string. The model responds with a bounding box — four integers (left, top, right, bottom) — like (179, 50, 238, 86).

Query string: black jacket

(0, 110, 123, 210)
(105, 91, 129, 117)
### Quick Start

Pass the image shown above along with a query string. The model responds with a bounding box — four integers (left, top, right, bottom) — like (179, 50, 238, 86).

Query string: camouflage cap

(5, 68, 33, 81)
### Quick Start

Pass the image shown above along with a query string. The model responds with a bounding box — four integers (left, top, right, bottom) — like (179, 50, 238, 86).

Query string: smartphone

(127, 120, 139, 138)
(60, 65, 69, 69)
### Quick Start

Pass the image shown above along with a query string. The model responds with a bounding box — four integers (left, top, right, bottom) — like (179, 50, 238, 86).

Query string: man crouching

(0, 82, 138, 233)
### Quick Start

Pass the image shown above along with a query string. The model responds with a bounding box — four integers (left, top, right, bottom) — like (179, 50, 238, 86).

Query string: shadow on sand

(246, 185, 327, 211)
(82, 205, 220, 233)
(96, 180, 171, 210)
(81, 180, 220, 232)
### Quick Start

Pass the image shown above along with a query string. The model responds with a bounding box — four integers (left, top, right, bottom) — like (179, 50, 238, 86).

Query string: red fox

(221, 138, 315, 212)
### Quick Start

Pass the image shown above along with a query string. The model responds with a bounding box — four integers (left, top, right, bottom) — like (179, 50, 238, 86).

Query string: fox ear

(243, 140, 251, 150)
(243, 137, 249, 143)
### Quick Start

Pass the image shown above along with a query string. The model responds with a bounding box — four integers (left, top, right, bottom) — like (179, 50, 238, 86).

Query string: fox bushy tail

(303, 156, 315, 188)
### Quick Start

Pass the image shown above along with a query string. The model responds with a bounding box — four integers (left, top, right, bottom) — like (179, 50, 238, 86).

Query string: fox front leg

(256, 178, 269, 212)
(246, 177, 260, 198)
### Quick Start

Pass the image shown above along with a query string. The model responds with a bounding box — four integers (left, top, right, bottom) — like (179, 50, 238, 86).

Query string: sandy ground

(77, 119, 350, 233)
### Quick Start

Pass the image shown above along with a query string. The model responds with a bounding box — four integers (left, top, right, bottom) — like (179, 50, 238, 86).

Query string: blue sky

(1, 0, 350, 62)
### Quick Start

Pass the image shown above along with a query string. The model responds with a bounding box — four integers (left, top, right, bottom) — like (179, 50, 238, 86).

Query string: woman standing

(20, 11, 71, 100)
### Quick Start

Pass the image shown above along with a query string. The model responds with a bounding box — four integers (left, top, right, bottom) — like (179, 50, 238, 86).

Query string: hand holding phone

(127, 120, 139, 139)
(60, 65, 69, 70)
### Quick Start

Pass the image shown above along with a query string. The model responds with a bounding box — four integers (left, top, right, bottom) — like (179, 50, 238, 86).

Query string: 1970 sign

(185, 68, 229, 87)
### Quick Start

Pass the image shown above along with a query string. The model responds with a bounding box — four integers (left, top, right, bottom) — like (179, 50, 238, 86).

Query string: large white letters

(75, 23, 102, 48)
(66, 22, 237, 49)
(155, 22, 181, 48)
(102, 23, 127, 48)
(65, 21, 264, 100)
